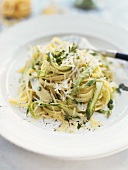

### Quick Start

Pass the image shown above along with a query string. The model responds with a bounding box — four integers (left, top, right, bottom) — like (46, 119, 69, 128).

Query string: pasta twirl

(10, 37, 116, 130)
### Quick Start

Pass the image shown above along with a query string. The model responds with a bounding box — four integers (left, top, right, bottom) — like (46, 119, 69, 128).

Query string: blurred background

(0, 0, 128, 32)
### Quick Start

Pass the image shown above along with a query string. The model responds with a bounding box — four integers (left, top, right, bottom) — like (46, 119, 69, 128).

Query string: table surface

(0, 0, 128, 169)
(0, 135, 128, 170)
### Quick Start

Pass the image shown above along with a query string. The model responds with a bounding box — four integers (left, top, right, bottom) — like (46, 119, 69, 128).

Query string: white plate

(0, 15, 128, 160)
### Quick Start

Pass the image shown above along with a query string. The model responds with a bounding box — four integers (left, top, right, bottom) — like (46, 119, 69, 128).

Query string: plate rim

(0, 15, 128, 160)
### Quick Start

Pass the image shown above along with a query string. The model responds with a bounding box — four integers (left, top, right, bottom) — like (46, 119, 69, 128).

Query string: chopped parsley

(64, 115, 72, 121)
(91, 52, 98, 56)
(74, 99, 79, 104)
(119, 83, 128, 91)
(98, 99, 114, 118)
(116, 83, 128, 94)
(69, 43, 78, 53)
(46, 52, 51, 62)
(109, 61, 113, 64)
(73, 116, 80, 119)
(98, 109, 111, 118)
(98, 110, 107, 114)
(107, 99, 114, 110)
(32, 64, 35, 70)
(116, 88, 121, 94)
(37, 86, 42, 91)
(77, 123, 82, 130)
(107, 110, 111, 118)
(26, 108, 29, 116)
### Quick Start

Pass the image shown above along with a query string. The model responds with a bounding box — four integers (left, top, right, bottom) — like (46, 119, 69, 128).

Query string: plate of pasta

(0, 15, 128, 160)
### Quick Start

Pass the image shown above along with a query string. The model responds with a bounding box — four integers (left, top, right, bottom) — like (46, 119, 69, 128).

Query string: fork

(62, 35, 128, 61)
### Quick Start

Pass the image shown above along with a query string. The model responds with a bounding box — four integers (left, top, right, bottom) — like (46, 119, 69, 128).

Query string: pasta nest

(1, 0, 31, 18)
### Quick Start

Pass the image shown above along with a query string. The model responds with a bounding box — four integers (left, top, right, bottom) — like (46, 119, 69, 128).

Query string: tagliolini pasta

(10, 37, 116, 129)
(1, 0, 31, 18)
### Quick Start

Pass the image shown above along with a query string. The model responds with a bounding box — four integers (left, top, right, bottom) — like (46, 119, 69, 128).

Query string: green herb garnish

(116, 83, 128, 94)
(77, 123, 82, 130)
(91, 52, 97, 56)
(108, 99, 114, 110)
(116, 88, 121, 94)
(37, 86, 42, 91)
(73, 116, 80, 119)
(32, 64, 35, 70)
(109, 61, 113, 64)
(74, 99, 79, 104)
(46, 52, 51, 62)
(98, 109, 111, 118)
(26, 108, 29, 116)
(98, 110, 107, 114)
(69, 43, 78, 53)
(119, 83, 128, 91)
(107, 110, 111, 118)
(98, 99, 114, 118)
